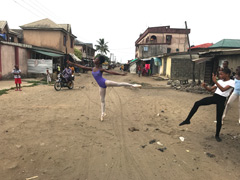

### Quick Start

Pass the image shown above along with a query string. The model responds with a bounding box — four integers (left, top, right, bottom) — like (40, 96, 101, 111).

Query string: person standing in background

(12, 65, 22, 91)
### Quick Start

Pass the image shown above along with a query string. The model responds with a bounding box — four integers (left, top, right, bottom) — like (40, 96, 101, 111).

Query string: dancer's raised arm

(67, 60, 92, 71)
(102, 69, 127, 76)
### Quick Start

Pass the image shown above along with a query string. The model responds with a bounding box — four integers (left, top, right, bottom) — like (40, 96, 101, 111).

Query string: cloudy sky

(1, 0, 240, 63)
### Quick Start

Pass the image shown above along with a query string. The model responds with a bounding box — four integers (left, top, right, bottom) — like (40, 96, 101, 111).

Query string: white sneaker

(100, 113, 106, 121)
(132, 84, 142, 88)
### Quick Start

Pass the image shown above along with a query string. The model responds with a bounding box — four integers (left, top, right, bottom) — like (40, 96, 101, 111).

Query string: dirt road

(0, 72, 239, 180)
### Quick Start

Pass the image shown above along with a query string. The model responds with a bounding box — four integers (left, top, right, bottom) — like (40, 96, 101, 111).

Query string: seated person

(62, 65, 72, 82)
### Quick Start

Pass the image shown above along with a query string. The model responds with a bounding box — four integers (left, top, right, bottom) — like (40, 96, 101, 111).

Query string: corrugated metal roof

(209, 39, 240, 48)
(20, 18, 61, 29)
(191, 43, 213, 49)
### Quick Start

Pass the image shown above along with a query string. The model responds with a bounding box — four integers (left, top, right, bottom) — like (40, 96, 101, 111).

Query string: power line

(20, 0, 48, 18)
(12, 0, 41, 18)
(33, 0, 66, 22)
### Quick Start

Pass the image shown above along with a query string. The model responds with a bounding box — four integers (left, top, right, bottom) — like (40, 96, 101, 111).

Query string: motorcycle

(54, 73, 74, 91)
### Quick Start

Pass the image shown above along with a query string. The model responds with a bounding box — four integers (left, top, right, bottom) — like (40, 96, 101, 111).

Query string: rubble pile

(167, 80, 212, 94)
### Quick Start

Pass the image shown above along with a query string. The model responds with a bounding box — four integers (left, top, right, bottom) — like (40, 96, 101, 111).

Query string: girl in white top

(222, 66, 240, 124)
(179, 68, 234, 142)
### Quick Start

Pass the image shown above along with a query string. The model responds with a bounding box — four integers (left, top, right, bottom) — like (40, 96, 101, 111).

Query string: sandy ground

(0, 71, 239, 180)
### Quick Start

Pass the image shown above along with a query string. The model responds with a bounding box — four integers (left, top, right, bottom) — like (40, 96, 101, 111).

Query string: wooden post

(185, 21, 195, 82)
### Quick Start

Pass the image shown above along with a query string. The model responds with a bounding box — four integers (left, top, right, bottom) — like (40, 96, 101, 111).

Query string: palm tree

(95, 38, 109, 55)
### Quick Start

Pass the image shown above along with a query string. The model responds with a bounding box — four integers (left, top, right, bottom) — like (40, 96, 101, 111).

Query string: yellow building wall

(23, 30, 74, 54)
(166, 57, 172, 78)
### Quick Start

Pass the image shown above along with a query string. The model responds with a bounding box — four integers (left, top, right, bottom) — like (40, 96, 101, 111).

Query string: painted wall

(1, 45, 15, 78)
(0, 44, 29, 79)
(23, 30, 74, 54)
(18, 47, 28, 75)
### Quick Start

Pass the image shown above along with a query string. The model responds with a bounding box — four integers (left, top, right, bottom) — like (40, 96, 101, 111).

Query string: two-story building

(19, 18, 77, 70)
(135, 26, 190, 59)
(134, 26, 190, 75)
(75, 40, 95, 66)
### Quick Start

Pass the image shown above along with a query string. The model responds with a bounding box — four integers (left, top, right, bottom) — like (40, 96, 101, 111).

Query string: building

(196, 39, 240, 83)
(135, 26, 190, 59)
(0, 21, 20, 43)
(190, 43, 213, 53)
(74, 39, 95, 66)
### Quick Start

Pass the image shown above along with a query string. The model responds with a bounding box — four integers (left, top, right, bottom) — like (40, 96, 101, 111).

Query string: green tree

(74, 48, 82, 60)
(95, 38, 109, 55)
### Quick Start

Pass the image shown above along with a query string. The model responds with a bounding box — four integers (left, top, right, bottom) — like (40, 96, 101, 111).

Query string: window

(71, 38, 73, 48)
(63, 35, 66, 46)
(9, 36, 14, 42)
(150, 35, 157, 43)
(146, 37, 149, 43)
(143, 46, 148, 52)
(176, 48, 179, 52)
(167, 48, 171, 53)
(166, 35, 172, 44)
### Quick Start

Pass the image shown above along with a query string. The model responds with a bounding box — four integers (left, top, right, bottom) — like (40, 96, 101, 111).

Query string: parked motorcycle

(54, 73, 74, 91)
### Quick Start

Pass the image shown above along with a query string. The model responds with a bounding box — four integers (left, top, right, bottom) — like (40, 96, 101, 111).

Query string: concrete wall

(139, 45, 167, 58)
(0, 44, 29, 79)
(170, 55, 205, 80)
(23, 30, 74, 54)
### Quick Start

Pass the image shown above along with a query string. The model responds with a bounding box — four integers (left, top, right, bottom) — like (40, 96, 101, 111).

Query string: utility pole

(185, 21, 195, 83)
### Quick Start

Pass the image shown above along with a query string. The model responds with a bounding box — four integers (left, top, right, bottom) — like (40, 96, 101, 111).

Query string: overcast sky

(1, 0, 240, 63)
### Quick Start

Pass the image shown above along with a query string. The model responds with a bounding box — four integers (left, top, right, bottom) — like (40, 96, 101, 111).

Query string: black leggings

(186, 94, 226, 136)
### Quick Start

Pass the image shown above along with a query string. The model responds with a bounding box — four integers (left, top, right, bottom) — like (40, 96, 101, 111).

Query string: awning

(192, 57, 213, 64)
(69, 53, 82, 62)
(33, 50, 64, 58)
(130, 58, 138, 63)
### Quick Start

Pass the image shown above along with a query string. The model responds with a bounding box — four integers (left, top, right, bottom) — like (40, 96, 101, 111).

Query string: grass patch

(0, 89, 9, 96)
(25, 80, 48, 87)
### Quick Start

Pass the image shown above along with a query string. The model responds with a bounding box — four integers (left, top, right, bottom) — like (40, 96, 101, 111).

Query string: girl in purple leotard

(67, 56, 141, 121)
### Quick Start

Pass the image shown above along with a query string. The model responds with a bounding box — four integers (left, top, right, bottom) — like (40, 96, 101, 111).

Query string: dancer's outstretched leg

(179, 96, 216, 126)
(105, 80, 141, 88)
(222, 93, 237, 124)
(99, 87, 106, 121)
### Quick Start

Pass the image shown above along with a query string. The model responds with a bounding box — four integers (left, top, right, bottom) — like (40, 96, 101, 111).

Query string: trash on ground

(157, 147, 167, 152)
(206, 152, 215, 158)
(179, 137, 185, 141)
(128, 127, 139, 132)
(149, 139, 156, 144)
(141, 145, 147, 148)
(157, 141, 163, 146)
(26, 176, 38, 180)
(186, 150, 190, 152)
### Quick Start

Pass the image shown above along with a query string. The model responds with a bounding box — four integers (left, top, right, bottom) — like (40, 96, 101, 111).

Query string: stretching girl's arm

(212, 73, 232, 92)
(202, 83, 217, 92)
(102, 69, 127, 76)
(67, 60, 92, 71)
